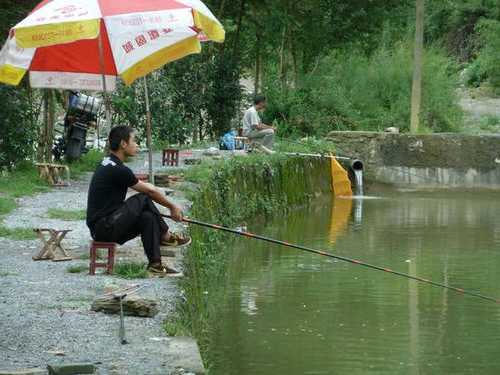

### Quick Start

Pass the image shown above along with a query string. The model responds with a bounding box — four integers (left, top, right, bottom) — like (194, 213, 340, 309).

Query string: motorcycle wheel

(66, 139, 82, 161)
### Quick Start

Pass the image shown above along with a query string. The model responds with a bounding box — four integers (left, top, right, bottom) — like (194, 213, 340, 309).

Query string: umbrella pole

(98, 20, 111, 149)
(143, 77, 154, 183)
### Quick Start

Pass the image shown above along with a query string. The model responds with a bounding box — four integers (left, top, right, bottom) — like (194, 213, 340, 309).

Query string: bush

(0, 86, 38, 168)
(475, 19, 500, 91)
(463, 58, 487, 87)
(263, 41, 463, 135)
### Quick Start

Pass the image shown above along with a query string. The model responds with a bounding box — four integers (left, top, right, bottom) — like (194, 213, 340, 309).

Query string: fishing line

(166, 215, 500, 304)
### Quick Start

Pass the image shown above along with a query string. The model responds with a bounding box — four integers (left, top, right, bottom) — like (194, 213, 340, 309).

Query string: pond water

(208, 190, 500, 375)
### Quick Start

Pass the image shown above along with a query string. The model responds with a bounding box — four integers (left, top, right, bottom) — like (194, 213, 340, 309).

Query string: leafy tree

(0, 85, 39, 168)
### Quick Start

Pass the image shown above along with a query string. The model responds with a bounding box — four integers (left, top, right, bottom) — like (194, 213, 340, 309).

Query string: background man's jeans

(246, 128, 275, 149)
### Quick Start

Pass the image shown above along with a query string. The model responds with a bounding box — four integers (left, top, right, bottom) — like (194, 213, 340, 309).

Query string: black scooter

(53, 92, 101, 161)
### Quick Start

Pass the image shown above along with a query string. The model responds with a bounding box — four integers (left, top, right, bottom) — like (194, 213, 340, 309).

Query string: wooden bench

(32, 228, 72, 262)
(36, 163, 70, 186)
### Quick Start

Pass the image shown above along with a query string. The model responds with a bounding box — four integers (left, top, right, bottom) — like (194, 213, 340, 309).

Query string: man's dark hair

(108, 125, 134, 151)
(254, 95, 266, 105)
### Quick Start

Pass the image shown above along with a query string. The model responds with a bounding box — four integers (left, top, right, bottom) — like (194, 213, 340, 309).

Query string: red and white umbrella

(0, 0, 225, 91)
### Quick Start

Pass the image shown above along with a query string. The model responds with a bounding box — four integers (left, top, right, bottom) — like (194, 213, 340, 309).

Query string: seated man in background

(242, 95, 276, 154)
(86, 125, 190, 276)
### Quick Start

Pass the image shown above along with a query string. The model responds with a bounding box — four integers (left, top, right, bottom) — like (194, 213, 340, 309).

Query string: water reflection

(328, 198, 352, 244)
(211, 190, 500, 375)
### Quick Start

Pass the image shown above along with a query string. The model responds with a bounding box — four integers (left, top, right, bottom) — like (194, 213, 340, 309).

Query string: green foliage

(68, 149, 104, 177)
(114, 262, 149, 279)
(265, 42, 463, 134)
(474, 19, 500, 90)
(425, 0, 500, 60)
(112, 51, 243, 146)
(47, 209, 86, 221)
(111, 84, 145, 138)
(463, 58, 487, 88)
(203, 53, 243, 136)
(0, 86, 39, 168)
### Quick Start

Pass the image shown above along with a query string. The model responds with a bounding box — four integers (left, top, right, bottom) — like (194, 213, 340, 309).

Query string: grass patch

(164, 314, 192, 337)
(0, 150, 103, 218)
(0, 226, 37, 240)
(0, 164, 49, 199)
(67, 265, 88, 274)
(78, 252, 90, 260)
(114, 262, 149, 279)
(184, 159, 217, 185)
(68, 149, 104, 177)
(0, 197, 16, 216)
(0, 271, 18, 277)
(47, 208, 86, 221)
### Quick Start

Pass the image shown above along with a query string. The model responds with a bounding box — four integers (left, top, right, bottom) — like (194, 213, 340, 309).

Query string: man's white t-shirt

(242, 106, 260, 136)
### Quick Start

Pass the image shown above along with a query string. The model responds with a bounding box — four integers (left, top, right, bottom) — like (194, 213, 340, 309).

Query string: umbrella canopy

(0, 0, 224, 90)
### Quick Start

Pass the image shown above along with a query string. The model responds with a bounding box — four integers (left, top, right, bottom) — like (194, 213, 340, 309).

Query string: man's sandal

(161, 233, 192, 248)
(147, 263, 182, 277)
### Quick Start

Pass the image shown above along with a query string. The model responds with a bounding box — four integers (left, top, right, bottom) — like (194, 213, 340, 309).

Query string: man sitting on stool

(86, 125, 190, 276)
(242, 95, 276, 154)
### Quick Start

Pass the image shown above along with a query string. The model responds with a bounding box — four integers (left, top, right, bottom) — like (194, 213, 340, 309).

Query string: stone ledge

(0, 370, 47, 375)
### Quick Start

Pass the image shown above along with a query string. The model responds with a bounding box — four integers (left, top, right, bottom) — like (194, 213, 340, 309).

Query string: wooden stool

(89, 241, 116, 275)
(162, 149, 179, 166)
(36, 163, 70, 186)
(234, 136, 250, 151)
(33, 228, 72, 261)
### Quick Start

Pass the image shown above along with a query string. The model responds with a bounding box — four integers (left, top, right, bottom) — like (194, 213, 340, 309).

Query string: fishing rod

(164, 214, 500, 304)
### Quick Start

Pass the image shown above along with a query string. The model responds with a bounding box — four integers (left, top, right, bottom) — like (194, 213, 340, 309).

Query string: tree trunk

(38, 90, 48, 162)
(291, 38, 298, 88)
(255, 31, 261, 94)
(46, 90, 55, 162)
(232, 0, 246, 56)
(279, 2, 289, 92)
(410, 0, 425, 133)
(218, 0, 227, 19)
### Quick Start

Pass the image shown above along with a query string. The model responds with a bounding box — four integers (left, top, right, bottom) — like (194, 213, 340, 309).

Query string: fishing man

(242, 95, 276, 153)
(86, 125, 190, 276)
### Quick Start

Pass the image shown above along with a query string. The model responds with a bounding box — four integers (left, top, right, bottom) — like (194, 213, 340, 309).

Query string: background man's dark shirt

(86, 154, 138, 231)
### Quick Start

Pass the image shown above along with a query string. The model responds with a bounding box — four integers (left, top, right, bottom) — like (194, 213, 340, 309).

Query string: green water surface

(208, 190, 500, 375)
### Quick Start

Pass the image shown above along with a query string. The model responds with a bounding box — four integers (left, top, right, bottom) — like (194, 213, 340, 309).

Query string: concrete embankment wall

(192, 155, 333, 221)
(328, 131, 500, 189)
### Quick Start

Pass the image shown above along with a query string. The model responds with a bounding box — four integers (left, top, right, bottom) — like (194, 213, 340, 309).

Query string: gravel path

(458, 88, 500, 133)
(0, 152, 201, 374)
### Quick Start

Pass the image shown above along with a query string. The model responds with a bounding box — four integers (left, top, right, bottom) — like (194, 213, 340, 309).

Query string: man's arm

(255, 123, 275, 130)
(251, 111, 275, 131)
(131, 181, 183, 221)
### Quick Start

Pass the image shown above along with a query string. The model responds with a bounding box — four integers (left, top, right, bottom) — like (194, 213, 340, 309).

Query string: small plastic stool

(162, 149, 179, 166)
(89, 241, 116, 275)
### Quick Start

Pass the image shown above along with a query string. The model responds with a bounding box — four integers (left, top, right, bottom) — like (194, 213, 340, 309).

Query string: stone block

(46, 364, 95, 375)
(168, 337, 206, 374)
